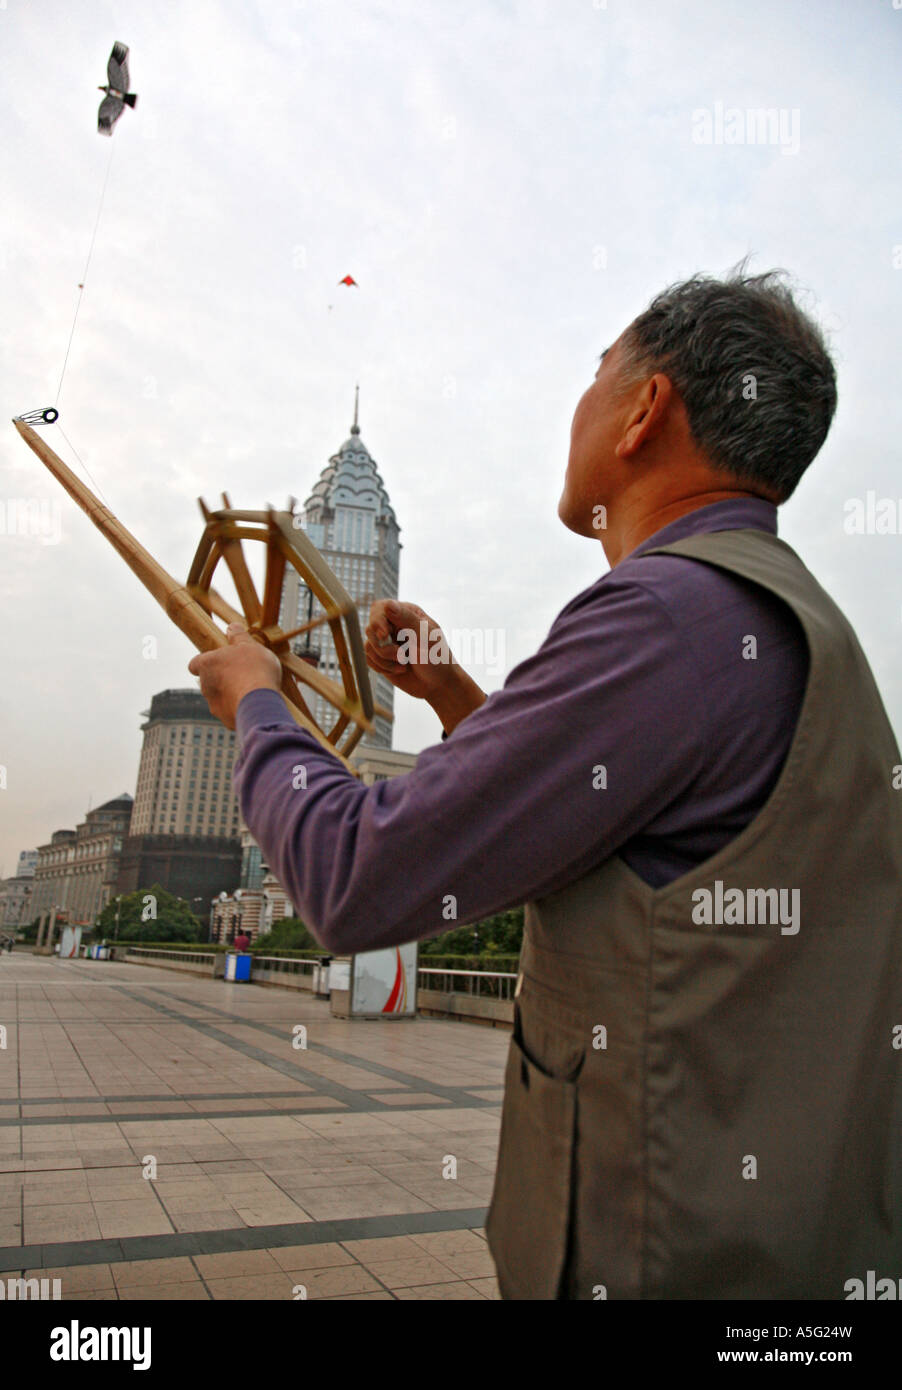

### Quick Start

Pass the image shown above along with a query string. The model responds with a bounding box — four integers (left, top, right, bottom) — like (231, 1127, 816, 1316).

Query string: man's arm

(426, 664, 488, 735)
(231, 576, 708, 953)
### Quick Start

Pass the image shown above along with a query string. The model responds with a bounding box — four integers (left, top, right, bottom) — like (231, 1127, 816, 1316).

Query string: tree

(253, 916, 321, 953)
(420, 906, 524, 958)
(94, 884, 203, 943)
(19, 916, 41, 943)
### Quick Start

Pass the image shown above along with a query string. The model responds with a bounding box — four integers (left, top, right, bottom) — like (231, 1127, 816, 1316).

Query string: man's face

(559, 331, 633, 537)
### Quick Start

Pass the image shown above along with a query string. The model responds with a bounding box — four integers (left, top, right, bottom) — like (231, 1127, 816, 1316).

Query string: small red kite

(338, 275, 358, 286)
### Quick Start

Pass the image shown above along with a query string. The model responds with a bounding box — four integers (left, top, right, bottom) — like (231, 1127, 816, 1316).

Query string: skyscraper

(116, 689, 241, 903)
(280, 389, 401, 748)
(129, 690, 240, 839)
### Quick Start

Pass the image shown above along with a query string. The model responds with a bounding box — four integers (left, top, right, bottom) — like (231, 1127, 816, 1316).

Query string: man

(190, 267, 902, 1299)
(233, 930, 250, 953)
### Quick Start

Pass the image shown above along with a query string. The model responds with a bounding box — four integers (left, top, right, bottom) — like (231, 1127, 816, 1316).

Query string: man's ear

(615, 374, 674, 458)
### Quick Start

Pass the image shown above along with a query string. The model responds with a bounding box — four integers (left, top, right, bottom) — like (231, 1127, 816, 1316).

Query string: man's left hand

(188, 623, 283, 729)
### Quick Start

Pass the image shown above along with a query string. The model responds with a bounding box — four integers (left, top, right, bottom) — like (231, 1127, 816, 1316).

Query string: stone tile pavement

(0, 952, 506, 1299)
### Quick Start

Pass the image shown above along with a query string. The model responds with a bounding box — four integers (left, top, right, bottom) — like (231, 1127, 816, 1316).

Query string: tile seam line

(0, 1097, 480, 1129)
(110, 982, 499, 1110)
(143, 981, 503, 1104)
(0, 1206, 490, 1272)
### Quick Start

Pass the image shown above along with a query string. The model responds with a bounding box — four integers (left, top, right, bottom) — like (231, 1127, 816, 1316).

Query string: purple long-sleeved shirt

(233, 499, 808, 953)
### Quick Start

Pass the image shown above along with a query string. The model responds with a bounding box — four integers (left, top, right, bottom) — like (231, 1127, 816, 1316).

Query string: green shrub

(252, 917, 321, 953)
(94, 885, 203, 943)
(420, 954, 520, 973)
(420, 907, 524, 958)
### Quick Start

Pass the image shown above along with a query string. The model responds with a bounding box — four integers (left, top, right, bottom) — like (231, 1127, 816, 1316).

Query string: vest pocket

(485, 1010, 580, 1299)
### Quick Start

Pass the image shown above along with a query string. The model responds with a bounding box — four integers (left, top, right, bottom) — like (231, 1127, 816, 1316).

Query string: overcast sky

(1, 0, 900, 877)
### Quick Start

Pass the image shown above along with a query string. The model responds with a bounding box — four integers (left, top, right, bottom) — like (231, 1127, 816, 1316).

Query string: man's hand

(188, 623, 282, 730)
(365, 599, 487, 734)
(364, 600, 453, 701)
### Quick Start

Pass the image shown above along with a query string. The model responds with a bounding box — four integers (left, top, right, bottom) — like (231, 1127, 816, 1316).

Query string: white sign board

(328, 958, 351, 992)
(351, 943, 418, 1017)
(60, 926, 82, 959)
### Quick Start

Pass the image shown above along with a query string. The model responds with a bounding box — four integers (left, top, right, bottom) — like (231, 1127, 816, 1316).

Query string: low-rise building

(0, 875, 32, 930)
(209, 871, 294, 945)
(31, 797, 132, 925)
(0, 849, 38, 930)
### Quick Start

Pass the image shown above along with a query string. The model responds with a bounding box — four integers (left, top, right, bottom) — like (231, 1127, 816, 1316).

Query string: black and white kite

(97, 42, 138, 136)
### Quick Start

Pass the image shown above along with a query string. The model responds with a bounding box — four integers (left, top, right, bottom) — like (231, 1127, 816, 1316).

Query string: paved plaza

(0, 952, 505, 1299)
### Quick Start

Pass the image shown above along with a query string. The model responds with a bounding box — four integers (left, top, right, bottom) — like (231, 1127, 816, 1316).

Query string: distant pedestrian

(234, 930, 250, 952)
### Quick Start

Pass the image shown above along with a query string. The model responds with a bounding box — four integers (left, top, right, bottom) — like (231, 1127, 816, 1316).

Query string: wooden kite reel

(12, 418, 387, 771)
(187, 494, 389, 762)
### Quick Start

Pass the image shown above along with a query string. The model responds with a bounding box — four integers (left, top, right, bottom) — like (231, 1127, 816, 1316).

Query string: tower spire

(351, 383, 360, 435)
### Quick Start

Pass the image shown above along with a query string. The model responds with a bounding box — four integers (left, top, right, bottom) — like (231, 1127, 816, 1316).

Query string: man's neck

(602, 488, 771, 567)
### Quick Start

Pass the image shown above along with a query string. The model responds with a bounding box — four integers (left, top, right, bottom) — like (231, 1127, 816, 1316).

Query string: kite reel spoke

(187, 497, 386, 759)
(261, 524, 287, 629)
(221, 536, 263, 626)
(193, 586, 245, 629)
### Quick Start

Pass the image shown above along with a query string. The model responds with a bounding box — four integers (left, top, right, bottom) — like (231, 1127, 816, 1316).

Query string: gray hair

(616, 263, 837, 501)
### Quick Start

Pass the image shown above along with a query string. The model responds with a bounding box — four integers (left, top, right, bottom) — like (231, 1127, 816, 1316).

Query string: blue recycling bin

(225, 952, 252, 982)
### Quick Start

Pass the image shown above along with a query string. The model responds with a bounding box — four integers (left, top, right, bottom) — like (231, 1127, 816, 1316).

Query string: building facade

(209, 871, 294, 945)
(31, 830, 77, 922)
(67, 795, 133, 925)
(0, 849, 38, 930)
(0, 877, 31, 930)
(116, 689, 243, 904)
(239, 825, 265, 892)
(350, 746, 418, 784)
(129, 689, 241, 839)
(31, 797, 133, 925)
(115, 835, 241, 909)
(280, 389, 401, 749)
(31, 790, 133, 926)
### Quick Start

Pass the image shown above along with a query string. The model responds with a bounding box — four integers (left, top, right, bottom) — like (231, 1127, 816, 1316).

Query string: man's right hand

(364, 599, 487, 734)
(364, 600, 450, 701)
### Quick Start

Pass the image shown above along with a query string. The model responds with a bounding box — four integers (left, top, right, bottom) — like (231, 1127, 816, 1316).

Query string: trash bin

(314, 954, 333, 998)
(225, 952, 252, 982)
(328, 957, 352, 1017)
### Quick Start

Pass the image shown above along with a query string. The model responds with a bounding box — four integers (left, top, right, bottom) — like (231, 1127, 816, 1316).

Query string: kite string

(55, 421, 113, 512)
(54, 140, 116, 407)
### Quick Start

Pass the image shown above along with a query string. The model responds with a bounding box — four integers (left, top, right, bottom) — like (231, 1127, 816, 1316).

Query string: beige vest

(485, 528, 902, 1298)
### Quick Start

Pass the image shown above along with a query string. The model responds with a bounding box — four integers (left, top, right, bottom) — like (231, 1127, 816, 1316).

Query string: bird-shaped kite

(97, 42, 138, 136)
(338, 275, 358, 287)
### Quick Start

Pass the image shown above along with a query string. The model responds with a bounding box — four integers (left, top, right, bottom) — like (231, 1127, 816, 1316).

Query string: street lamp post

(188, 896, 204, 946)
(212, 891, 228, 945)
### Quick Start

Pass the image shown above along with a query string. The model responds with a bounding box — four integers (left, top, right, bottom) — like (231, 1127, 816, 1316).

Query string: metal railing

(418, 966, 518, 1001)
(252, 955, 316, 977)
(125, 947, 216, 970)
(116, 949, 516, 1019)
